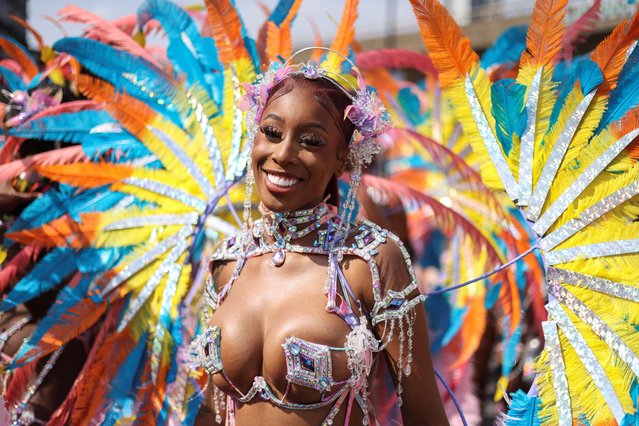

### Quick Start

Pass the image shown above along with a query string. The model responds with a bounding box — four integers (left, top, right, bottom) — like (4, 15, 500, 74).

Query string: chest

(210, 253, 358, 399)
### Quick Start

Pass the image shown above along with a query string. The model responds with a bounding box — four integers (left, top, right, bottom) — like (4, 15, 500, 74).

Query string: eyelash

(259, 126, 325, 147)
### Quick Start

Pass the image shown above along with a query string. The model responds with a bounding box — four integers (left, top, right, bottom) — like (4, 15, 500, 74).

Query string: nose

(272, 136, 298, 166)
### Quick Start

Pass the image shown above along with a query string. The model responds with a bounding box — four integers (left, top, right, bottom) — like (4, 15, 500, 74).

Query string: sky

(26, 0, 423, 49)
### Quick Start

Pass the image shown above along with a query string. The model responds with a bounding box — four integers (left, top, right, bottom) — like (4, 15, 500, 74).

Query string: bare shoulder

(341, 220, 416, 310)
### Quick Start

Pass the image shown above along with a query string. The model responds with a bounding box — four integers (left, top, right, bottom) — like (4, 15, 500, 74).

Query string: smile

(264, 171, 301, 188)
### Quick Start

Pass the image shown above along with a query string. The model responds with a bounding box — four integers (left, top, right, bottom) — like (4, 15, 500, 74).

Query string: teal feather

(0, 65, 26, 91)
(491, 79, 526, 156)
(52, 37, 183, 125)
(598, 45, 639, 132)
(504, 390, 543, 425)
(138, 0, 223, 104)
(481, 26, 527, 69)
(0, 247, 77, 312)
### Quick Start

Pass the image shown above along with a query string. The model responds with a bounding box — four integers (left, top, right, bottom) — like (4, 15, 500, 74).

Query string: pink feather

(58, 5, 162, 68)
(111, 14, 162, 36)
(559, 0, 602, 60)
(0, 245, 42, 294)
(356, 48, 438, 75)
(0, 146, 88, 181)
(0, 59, 26, 77)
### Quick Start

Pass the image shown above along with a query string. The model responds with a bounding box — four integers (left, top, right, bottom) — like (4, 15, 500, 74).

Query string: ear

(335, 147, 350, 177)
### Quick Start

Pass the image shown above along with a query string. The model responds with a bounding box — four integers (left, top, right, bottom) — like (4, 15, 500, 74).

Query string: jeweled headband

(238, 47, 392, 168)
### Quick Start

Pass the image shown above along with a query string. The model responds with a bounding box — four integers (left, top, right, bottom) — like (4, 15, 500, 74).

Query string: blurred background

(1, 0, 636, 55)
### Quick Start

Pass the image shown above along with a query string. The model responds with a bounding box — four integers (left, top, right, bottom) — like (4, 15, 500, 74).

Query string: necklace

(260, 200, 335, 266)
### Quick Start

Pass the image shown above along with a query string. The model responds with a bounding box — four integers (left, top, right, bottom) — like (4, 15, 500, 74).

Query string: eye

(260, 125, 282, 141)
(300, 133, 325, 148)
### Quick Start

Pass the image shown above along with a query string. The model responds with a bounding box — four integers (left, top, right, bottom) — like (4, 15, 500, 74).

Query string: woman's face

(252, 83, 349, 212)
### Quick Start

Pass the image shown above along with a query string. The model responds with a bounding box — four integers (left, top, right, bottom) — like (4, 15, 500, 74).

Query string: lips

(263, 170, 301, 193)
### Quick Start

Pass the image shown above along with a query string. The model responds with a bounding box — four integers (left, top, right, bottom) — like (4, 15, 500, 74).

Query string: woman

(192, 54, 448, 425)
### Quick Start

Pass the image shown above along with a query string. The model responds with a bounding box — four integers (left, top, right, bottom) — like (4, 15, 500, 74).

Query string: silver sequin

(465, 74, 520, 202)
(104, 212, 200, 231)
(544, 239, 639, 265)
(518, 67, 542, 206)
(527, 91, 596, 220)
(101, 227, 192, 296)
(541, 320, 572, 426)
(534, 128, 639, 235)
(547, 267, 639, 303)
(548, 283, 639, 378)
(148, 125, 216, 200)
(117, 230, 191, 331)
(123, 177, 207, 212)
(546, 299, 625, 423)
(541, 180, 639, 251)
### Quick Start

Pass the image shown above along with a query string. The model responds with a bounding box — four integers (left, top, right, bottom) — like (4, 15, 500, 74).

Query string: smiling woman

(190, 51, 448, 426)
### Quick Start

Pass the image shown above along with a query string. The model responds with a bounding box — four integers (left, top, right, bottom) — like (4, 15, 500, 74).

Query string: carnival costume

(0, 0, 639, 424)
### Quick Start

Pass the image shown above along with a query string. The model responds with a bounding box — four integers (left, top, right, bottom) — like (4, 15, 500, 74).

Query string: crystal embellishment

(283, 337, 335, 392)
(190, 326, 223, 375)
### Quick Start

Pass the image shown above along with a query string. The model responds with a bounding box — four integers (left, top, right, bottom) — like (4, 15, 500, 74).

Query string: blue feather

(504, 390, 543, 426)
(9, 186, 126, 233)
(0, 65, 26, 91)
(7, 110, 151, 160)
(425, 292, 451, 353)
(52, 37, 183, 125)
(0, 247, 77, 312)
(598, 45, 639, 133)
(138, 0, 223, 104)
(491, 79, 526, 156)
(269, 0, 298, 25)
(102, 335, 148, 426)
(501, 319, 522, 376)
(481, 26, 527, 69)
(485, 281, 502, 309)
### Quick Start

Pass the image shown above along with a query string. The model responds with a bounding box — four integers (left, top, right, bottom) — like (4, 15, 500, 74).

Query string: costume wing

(410, 0, 639, 423)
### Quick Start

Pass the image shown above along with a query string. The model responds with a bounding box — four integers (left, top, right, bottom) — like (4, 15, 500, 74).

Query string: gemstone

(404, 365, 412, 376)
(319, 377, 329, 389)
(388, 298, 405, 310)
(396, 397, 403, 407)
(289, 342, 301, 355)
(299, 353, 315, 372)
(215, 414, 223, 424)
(271, 249, 285, 266)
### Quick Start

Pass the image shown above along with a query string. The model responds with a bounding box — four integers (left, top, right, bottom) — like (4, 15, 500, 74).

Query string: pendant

(271, 248, 285, 267)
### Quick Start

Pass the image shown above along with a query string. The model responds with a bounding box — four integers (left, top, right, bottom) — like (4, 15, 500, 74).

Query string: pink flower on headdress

(345, 90, 391, 140)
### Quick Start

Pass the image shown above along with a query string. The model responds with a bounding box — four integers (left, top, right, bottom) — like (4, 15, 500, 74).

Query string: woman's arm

(370, 238, 449, 425)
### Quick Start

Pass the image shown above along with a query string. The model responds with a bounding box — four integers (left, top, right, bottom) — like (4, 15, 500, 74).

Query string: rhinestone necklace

(260, 200, 336, 266)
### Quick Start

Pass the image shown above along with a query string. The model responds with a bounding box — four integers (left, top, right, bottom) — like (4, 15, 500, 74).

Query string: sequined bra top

(190, 216, 424, 426)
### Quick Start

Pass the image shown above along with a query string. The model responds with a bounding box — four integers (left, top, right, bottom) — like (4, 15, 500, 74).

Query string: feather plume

(4, 361, 37, 407)
(58, 5, 161, 68)
(35, 162, 134, 188)
(519, 0, 568, 68)
(6, 212, 101, 249)
(0, 145, 87, 181)
(0, 35, 38, 78)
(322, 0, 359, 73)
(409, 0, 478, 88)
(0, 64, 27, 91)
(8, 15, 44, 51)
(590, 12, 639, 94)
(264, 0, 301, 62)
(481, 25, 527, 70)
(204, 0, 247, 63)
(559, 0, 602, 61)
(0, 245, 42, 294)
(356, 49, 437, 75)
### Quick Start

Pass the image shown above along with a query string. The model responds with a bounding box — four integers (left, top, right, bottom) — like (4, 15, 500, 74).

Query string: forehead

(263, 84, 344, 128)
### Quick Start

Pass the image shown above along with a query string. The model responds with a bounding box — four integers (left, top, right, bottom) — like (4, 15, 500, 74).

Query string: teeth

(265, 172, 300, 188)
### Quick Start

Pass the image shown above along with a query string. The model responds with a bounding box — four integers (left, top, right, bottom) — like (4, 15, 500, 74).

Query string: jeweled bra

(190, 202, 424, 425)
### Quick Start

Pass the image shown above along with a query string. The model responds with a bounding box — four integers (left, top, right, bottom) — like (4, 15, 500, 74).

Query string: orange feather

(324, 0, 359, 71)
(591, 12, 639, 94)
(9, 15, 44, 51)
(0, 37, 38, 78)
(6, 212, 101, 249)
(519, 0, 568, 68)
(35, 162, 133, 188)
(408, 0, 478, 88)
(264, 0, 301, 62)
(204, 0, 247, 63)
(450, 292, 486, 369)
